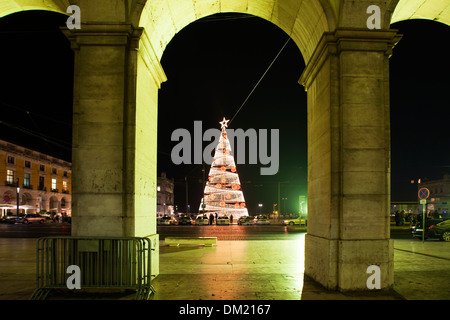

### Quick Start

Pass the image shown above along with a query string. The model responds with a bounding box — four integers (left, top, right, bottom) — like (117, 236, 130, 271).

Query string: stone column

(63, 24, 166, 275)
(299, 29, 401, 291)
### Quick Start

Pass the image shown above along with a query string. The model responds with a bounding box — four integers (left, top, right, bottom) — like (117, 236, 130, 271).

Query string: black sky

(0, 11, 73, 161)
(0, 11, 449, 214)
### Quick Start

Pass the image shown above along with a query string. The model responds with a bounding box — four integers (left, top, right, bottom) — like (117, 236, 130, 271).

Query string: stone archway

(2, 0, 448, 292)
(133, 0, 395, 292)
(49, 196, 59, 212)
(135, 0, 339, 289)
(0, 0, 66, 19)
(36, 194, 46, 212)
(388, 0, 450, 26)
(137, 0, 331, 64)
(21, 192, 33, 206)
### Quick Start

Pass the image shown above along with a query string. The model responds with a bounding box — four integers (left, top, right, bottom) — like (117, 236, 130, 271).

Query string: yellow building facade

(0, 139, 71, 217)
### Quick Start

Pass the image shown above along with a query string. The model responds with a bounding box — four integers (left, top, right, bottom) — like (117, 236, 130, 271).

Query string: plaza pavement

(0, 232, 449, 300)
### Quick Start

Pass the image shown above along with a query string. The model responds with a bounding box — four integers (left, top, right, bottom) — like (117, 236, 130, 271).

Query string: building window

(24, 173, 31, 188)
(6, 170, 15, 185)
(61, 198, 66, 208)
(39, 176, 45, 190)
(63, 171, 68, 178)
(40, 165, 45, 172)
(52, 168, 57, 174)
(51, 178, 57, 191)
(25, 160, 31, 168)
(62, 180, 68, 192)
(7, 156, 15, 164)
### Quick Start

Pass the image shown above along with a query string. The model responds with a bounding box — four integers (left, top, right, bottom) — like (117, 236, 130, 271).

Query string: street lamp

(16, 178, 20, 222)
(258, 203, 263, 214)
(277, 181, 289, 215)
(282, 197, 288, 215)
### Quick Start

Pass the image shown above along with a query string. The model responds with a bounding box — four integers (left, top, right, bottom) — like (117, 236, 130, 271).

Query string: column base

(305, 234, 393, 291)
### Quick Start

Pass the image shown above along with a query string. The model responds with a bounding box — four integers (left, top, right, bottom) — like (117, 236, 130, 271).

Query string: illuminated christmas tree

(199, 117, 249, 220)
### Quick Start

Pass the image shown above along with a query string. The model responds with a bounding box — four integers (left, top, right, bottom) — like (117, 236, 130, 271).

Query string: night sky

(0, 11, 449, 215)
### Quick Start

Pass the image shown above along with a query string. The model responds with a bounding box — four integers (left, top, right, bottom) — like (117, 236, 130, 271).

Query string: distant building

(391, 201, 419, 215)
(157, 172, 174, 217)
(0, 139, 72, 218)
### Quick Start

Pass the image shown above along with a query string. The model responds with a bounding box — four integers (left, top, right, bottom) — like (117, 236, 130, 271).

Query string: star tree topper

(219, 117, 229, 129)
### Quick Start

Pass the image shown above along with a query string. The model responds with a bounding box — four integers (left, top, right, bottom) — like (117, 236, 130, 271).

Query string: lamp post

(282, 197, 288, 215)
(16, 178, 20, 222)
(258, 203, 263, 215)
(277, 181, 289, 216)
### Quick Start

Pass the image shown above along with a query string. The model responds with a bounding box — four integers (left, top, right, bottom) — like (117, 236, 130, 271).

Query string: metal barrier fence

(30, 236, 155, 300)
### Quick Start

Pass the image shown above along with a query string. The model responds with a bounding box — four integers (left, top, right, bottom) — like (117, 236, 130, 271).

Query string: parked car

(238, 216, 254, 225)
(411, 218, 444, 240)
(216, 215, 230, 225)
(195, 215, 209, 225)
(3, 214, 24, 224)
(283, 217, 306, 226)
(254, 215, 270, 225)
(178, 215, 193, 225)
(158, 215, 176, 225)
(21, 213, 46, 224)
(429, 219, 450, 241)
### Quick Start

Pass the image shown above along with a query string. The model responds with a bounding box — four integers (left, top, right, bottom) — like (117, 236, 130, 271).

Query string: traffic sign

(418, 187, 430, 200)
(418, 187, 430, 243)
